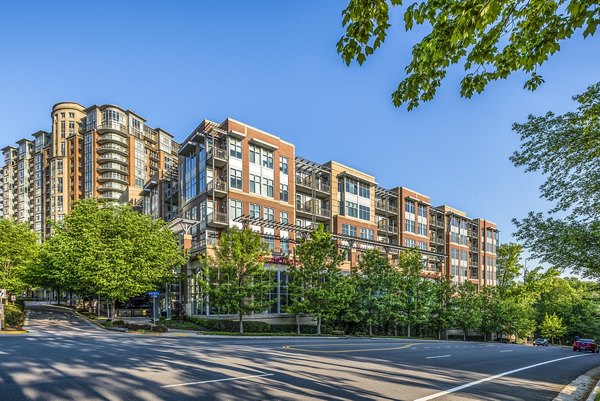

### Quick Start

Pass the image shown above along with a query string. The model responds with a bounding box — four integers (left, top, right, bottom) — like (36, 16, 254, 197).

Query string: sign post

(0, 289, 6, 331)
(148, 291, 159, 325)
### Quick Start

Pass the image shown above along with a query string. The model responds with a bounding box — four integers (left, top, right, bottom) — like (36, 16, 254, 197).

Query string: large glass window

(279, 156, 288, 174)
(249, 203, 260, 218)
(358, 182, 370, 198)
(358, 205, 370, 221)
(262, 178, 274, 198)
(250, 145, 261, 165)
(250, 174, 261, 195)
(342, 223, 357, 237)
(418, 222, 427, 236)
(230, 200, 242, 219)
(230, 168, 242, 190)
(405, 219, 415, 233)
(229, 138, 242, 159)
(345, 178, 358, 195)
(405, 200, 415, 214)
(279, 184, 288, 202)
(184, 153, 197, 202)
(346, 201, 358, 218)
(280, 211, 288, 224)
(261, 148, 273, 169)
(264, 207, 274, 221)
(418, 204, 427, 218)
(405, 238, 416, 248)
(360, 228, 374, 240)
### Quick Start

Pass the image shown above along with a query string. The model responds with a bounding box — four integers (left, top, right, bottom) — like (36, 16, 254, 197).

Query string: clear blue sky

(0, 1, 598, 249)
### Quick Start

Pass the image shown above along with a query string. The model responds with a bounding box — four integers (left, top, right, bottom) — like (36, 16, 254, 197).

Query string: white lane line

(161, 373, 274, 388)
(500, 350, 513, 353)
(426, 355, 451, 359)
(414, 354, 587, 401)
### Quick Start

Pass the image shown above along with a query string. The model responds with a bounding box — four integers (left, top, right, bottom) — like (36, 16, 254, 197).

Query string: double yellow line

(283, 342, 418, 353)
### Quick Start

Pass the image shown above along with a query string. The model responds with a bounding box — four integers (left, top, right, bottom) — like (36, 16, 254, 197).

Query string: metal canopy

(232, 215, 446, 261)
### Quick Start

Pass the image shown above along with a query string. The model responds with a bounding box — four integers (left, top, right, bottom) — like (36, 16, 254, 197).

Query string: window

(261, 148, 273, 169)
(358, 182, 370, 198)
(250, 174, 261, 195)
(281, 238, 289, 254)
(183, 153, 197, 202)
(418, 241, 428, 250)
(405, 219, 415, 233)
(405, 238, 416, 248)
(418, 222, 427, 236)
(451, 232, 459, 243)
(264, 236, 275, 251)
(279, 184, 288, 202)
(264, 207, 274, 222)
(342, 223, 357, 237)
(360, 228, 374, 240)
(345, 178, 358, 194)
(249, 204, 260, 218)
(230, 168, 242, 190)
(262, 178, 274, 198)
(359, 205, 370, 221)
(230, 138, 242, 159)
(452, 249, 459, 259)
(405, 200, 415, 214)
(280, 211, 288, 224)
(279, 156, 288, 174)
(68, 112, 75, 118)
(346, 201, 358, 218)
(230, 200, 242, 219)
(250, 145, 261, 165)
(418, 204, 427, 218)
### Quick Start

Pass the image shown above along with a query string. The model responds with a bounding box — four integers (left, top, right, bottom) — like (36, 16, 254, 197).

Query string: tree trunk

(239, 312, 244, 334)
(394, 323, 398, 337)
(317, 316, 321, 336)
(296, 314, 300, 334)
(111, 300, 116, 319)
(369, 322, 373, 336)
(407, 324, 411, 338)
(463, 329, 467, 341)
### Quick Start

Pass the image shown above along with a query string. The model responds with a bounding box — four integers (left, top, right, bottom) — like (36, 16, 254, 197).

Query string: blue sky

(0, 1, 598, 252)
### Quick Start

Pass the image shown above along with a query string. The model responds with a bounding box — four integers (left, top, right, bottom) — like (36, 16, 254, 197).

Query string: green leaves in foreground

(338, 0, 599, 109)
(33, 199, 185, 302)
(0, 219, 38, 295)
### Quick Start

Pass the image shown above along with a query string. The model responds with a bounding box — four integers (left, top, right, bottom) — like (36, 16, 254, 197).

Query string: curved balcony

(97, 144, 128, 157)
(98, 172, 128, 185)
(97, 182, 127, 192)
(97, 153, 129, 165)
(97, 121, 129, 137)
(97, 162, 129, 174)
(98, 133, 129, 146)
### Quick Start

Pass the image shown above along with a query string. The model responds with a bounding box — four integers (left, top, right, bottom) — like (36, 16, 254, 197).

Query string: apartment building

(137, 116, 500, 313)
(0, 102, 179, 238)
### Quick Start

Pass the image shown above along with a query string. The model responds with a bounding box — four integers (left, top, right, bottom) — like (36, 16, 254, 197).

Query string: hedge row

(107, 320, 167, 333)
(185, 316, 326, 334)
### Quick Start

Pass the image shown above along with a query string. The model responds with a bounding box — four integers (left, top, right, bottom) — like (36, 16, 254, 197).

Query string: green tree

(201, 227, 272, 333)
(338, 1, 599, 109)
(496, 243, 524, 290)
(36, 199, 185, 313)
(287, 224, 346, 335)
(454, 281, 482, 341)
(539, 313, 567, 344)
(398, 249, 433, 337)
(0, 219, 39, 296)
(430, 276, 455, 340)
(511, 83, 600, 280)
(352, 249, 403, 336)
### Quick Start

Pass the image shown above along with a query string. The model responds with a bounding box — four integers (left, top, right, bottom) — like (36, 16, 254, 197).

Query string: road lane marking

(413, 354, 588, 401)
(283, 343, 418, 353)
(161, 373, 274, 388)
(500, 350, 513, 353)
(426, 355, 451, 359)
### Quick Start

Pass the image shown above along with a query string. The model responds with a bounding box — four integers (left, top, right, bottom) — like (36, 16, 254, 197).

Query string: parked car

(533, 338, 549, 347)
(572, 339, 599, 353)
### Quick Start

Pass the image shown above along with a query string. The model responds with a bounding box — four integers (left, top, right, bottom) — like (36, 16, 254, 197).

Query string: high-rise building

(0, 102, 179, 238)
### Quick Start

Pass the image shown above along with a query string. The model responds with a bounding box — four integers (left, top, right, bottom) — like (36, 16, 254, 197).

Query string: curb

(585, 379, 600, 401)
(554, 365, 600, 401)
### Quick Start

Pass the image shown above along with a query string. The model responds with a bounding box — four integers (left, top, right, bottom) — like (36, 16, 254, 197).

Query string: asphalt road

(1, 304, 598, 401)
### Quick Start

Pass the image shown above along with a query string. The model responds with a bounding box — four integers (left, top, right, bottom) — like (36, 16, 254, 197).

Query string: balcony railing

(207, 146, 228, 163)
(295, 175, 331, 193)
(98, 121, 128, 135)
(207, 179, 227, 193)
(206, 212, 228, 225)
(376, 201, 398, 214)
(378, 221, 399, 234)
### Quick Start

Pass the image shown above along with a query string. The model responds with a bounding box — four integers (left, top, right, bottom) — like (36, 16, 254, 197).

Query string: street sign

(10, 294, 16, 302)
(147, 291, 159, 298)
(0, 289, 6, 299)
(0, 303, 4, 331)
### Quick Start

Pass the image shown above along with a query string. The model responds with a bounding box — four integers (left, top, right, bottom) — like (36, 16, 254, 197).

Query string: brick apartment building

(136, 117, 499, 315)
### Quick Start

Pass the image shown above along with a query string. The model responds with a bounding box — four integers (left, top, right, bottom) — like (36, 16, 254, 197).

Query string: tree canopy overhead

(338, 0, 599, 109)
(511, 82, 600, 280)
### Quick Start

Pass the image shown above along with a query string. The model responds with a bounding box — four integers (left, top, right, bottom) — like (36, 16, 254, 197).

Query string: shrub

(331, 330, 345, 336)
(4, 304, 25, 328)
